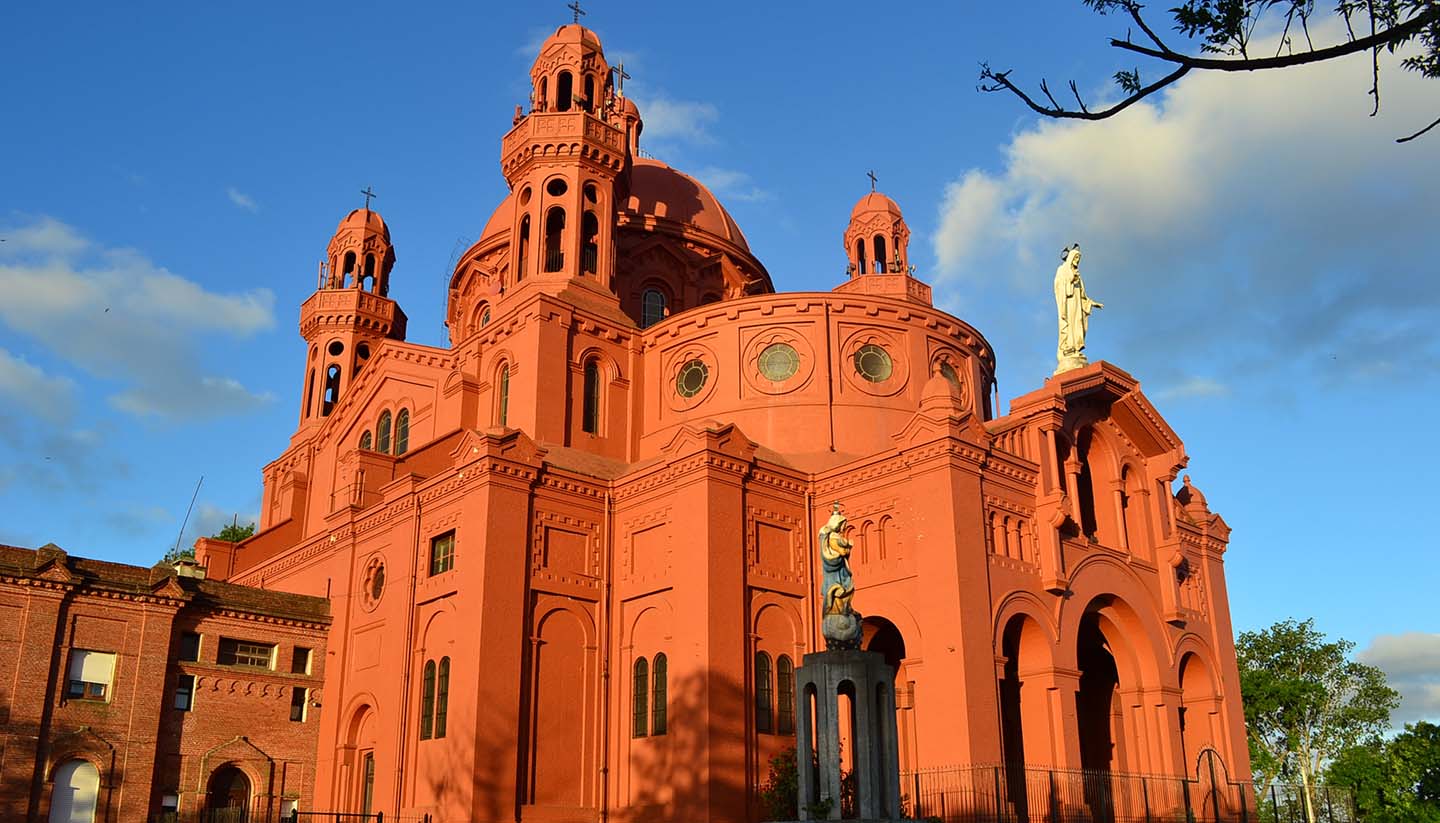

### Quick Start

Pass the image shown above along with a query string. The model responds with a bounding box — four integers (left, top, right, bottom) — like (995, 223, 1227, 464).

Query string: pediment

(661, 421, 758, 462)
(452, 427, 548, 467)
(202, 734, 274, 765)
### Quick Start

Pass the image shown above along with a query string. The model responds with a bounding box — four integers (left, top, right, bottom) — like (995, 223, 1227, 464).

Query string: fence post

(913, 771, 922, 820)
(1048, 770, 1059, 823)
(1324, 788, 1334, 823)
(1271, 785, 1280, 823)
(1182, 775, 1194, 823)
(1239, 781, 1248, 823)
(995, 766, 1005, 823)
(1142, 777, 1152, 823)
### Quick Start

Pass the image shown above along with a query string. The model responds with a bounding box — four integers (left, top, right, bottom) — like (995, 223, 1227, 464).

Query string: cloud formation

(1359, 632, 1440, 726)
(931, 29, 1440, 392)
(633, 96, 719, 145)
(226, 187, 259, 212)
(0, 216, 276, 419)
(692, 166, 770, 203)
(0, 348, 76, 422)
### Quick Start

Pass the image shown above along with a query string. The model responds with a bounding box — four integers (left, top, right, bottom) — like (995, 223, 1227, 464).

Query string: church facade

(202, 22, 1250, 823)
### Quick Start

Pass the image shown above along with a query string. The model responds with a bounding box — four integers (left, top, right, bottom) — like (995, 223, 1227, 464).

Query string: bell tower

(835, 185, 932, 305)
(296, 204, 407, 433)
(500, 23, 628, 301)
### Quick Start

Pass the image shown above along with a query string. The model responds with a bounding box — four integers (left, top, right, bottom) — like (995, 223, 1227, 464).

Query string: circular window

(853, 344, 893, 383)
(519, 187, 532, 206)
(546, 178, 568, 197)
(675, 359, 709, 398)
(939, 361, 960, 389)
(357, 342, 371, 360)
(327, 340, 345, 357)
(360, 557, 385, 611)
(757, 343, 800, 382)
(370, 565, 385, 601)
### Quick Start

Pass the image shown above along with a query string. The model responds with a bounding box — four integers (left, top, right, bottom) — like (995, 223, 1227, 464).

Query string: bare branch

(1397, 112, 1440, 142)
(978, 62, 1191, 121)
(1069, 80, 1091, 113)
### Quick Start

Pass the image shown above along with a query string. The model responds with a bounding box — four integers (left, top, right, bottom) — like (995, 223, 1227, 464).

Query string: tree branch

(979, 63, 1190, 121)
(1397, 112, 1440, 142)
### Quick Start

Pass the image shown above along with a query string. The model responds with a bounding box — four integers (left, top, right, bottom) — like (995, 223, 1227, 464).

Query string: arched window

(517, 215, 530, 281)
(322, 365, 341, 416)
(420, 660, 436, 740)
(777, 655, 795, 734)
(582, 360, 600, 434)
(583, 74, 595, 112)
(755, 651, 773, 734)
(633, 657, 649, 738)
(394, 408, 409, 456)
(498, 364, 510, 426)
(342, 251, 357, 286)
(544, 207, 565, 272)
(581, 211, 599, 275)
(557, 71, 573, 111)
(435, 657, 450, 739)
(1077, 429, 1098, 539)
(641, 289, 667, 328)
(49, 759, 100, 823)
(873, 235, 888, 273)
(359, 430, 372, 451)
(305, 368, 315, 418)
(652, 653, 668, 736)
(538, 77, 548, 111)
(377, 411, 392, 454)
(855, 239, 868, 274)
(364, 253, 376, 290)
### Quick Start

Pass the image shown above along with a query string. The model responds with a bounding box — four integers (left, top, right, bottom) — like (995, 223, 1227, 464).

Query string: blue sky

(2, 2, 1436, 721)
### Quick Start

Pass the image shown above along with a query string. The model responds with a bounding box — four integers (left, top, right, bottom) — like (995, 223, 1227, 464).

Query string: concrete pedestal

(796, 649, 903, 821)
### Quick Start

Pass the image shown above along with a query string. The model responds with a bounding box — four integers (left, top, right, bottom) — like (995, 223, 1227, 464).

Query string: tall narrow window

(420, 660, 436, 740)
(582, 360, 600, 434)
(633, 657, 649, 738)
(652, 653, 668, 736)
(290, 686, 308, 722)
(557, 71, 574, 111)
(583, 74, 596, 112)
(641, 289, 667, 328)
(360, 430, 372, 450)
(755, 651, 774, 733)
(175, 673, 196, 711)
(364, 253, 376, 290)
(343, 251, 357, 285)
(361, 752, 375, 815)
(581, 211, 599, 274)
(777, 655, 795, 734)
(873, 235, 888, 273)
(436, 657, 450, 738)
(305, 369, 315, 417)
(498, 365, 510, 426)
(518, 215, 531, 281)
(377, 411, 392, 453)
(430, 531, 456, 575)
(544, 207, 565, 272)
(394, 408, 410, 456)
(855, 239, 868, 274)
(322, 365, 341, 416)
(538, 77, 548, 111)
(178, 631, 201, 662)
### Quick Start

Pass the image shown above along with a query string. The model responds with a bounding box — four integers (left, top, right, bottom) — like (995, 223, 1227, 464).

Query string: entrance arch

(48, 759, 100, 823)
(205, 765, 251, 821)
(862, 616, 915, 773)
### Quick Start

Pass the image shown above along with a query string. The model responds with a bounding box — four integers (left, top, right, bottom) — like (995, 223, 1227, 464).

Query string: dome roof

(539, 23, 603, 53)
(850, 191, 904, 221)
(623, 158, 750, 252)
(481, 193, 515, 238)
(336, 208, 391, 240)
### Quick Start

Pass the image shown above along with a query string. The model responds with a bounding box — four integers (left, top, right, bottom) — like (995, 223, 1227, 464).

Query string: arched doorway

(999, 613, 1058, 816)
(861, 616, 913, 774)
(48, 760, 100, 823)
(205, 765, 250, 822)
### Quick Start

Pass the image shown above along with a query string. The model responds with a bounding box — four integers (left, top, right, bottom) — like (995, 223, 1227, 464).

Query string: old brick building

(0, 543, 329, 823)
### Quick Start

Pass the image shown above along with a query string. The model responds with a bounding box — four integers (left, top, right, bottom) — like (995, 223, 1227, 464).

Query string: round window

(675, 359, 709, 398)
(357, 342, 371, 360)
(546, 178, 568, 197)
(939, 361, 961, 389)
(327, 340, 345, 357)
(519, 186, 532, 206)
(758, 343, 800, 382)
(854, 344, 893, 383)
(369, 564, 385, 601)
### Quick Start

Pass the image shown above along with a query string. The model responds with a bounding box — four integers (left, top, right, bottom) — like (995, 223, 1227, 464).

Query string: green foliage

(1238, 618, 1399, 794)
(1330, 722, 1440, 823)
(213, 522, 255, 543)
(759, 748, 799, 821)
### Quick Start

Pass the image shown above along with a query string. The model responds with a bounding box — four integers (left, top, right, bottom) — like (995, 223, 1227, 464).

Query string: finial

(866, 170, 878, 192)
(613, 63, 631, 96)
(360, 186, 377, 210)
(567, 1, 586, 24)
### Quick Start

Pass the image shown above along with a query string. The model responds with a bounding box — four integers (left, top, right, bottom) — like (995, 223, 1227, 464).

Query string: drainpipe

(394, 493, 422, 817)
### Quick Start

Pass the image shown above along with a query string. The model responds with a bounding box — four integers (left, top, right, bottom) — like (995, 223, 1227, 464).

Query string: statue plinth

(1054, 352, 1089, 375)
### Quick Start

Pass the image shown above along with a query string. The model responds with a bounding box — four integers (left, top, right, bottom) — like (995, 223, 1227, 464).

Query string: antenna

(172, 475, 204, 558)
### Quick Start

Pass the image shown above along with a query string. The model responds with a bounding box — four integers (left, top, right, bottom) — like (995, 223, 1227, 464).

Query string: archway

(999, 611, 1059, 815)
(1076, 611, 1121, 823)
(1178, 651, 1222, 773)
(48, 760, 100, 823)
(861, 616, 913, 774)
(205, 765, 250, 822)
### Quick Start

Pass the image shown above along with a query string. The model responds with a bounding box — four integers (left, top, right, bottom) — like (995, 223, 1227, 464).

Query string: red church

(195, 20, 1251, 823)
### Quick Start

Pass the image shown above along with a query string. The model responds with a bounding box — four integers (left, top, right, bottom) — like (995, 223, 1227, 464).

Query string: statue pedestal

(795, 650, 907, 821)
(1054, 352, 1089, 375)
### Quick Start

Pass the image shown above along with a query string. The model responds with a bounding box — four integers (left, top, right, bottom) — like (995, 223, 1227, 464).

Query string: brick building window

(178, 631, 201, 662)
(65, 650, 115, 701)
(291, 647, 312, 674)
(420, 660, 436, 740)
(217, 638, 275, 669)
(755, 651, 773, 733)
(435, 657, 450, 738)
(652, 653, 668, 736)
(175, 674, 196, 711)
(290, 687, 308, 722)
(777, 655, 795, 734)
(430, 531, 455, 576)
(632, 657, 649, 738)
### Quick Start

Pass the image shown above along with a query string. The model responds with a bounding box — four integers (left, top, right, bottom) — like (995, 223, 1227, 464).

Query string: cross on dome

(867, 170, 878, 192)
(360, 186, 377, 210)
(567, 1, 585, 24)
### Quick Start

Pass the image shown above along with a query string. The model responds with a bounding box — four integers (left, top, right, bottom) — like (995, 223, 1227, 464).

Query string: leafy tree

(759, 748, 799, 821)
(979, 1, 1440, 142)
(213, 521, 256, 543)
(1329, 721, 1440, 823)
(1238, 618, 1399, 822)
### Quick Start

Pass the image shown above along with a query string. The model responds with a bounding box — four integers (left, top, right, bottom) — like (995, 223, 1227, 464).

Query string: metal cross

(360, 186, 377, 209)
(567, 1, 585, 23)
(866, 170, 878, 192)
(613, 63, 631, 95)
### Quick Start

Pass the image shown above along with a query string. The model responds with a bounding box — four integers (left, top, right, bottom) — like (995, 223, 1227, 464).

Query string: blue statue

(819, 503, 862, 649)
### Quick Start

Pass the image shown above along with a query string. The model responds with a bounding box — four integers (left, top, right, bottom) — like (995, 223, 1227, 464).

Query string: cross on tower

(866, 170, 878, 192)
(567, 1, 585, 24)
(360, 186, 377, 209)
(613, 63, 631, 95)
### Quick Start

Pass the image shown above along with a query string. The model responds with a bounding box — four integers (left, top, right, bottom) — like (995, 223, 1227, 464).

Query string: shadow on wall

(624, 665, 752, 823)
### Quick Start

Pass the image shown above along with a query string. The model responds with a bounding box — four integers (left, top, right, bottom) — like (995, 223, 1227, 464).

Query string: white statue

(1054, 243, 1102, 374)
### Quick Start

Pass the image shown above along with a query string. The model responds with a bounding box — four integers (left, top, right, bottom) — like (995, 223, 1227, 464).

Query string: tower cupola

(834, 186, 932, 305)
(529, 24, 611, 116)
(322, 206, 396, 296)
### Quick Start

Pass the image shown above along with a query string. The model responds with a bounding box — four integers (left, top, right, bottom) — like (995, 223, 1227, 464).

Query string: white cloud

(634, 96, 719, 145)
(0, 215, 89, 257)
(226, 187, 259, 213)
(0, 348, 76, 422)
(1156, 376, 1230, 401)
(1358, 633, 1440, 726)
(0, 216, 276, 419)
(932, 26, 1440, 389)
(692, 166, 770, 203)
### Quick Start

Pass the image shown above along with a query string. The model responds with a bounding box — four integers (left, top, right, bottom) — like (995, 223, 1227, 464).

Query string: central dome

(621, 159, 750, 253)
